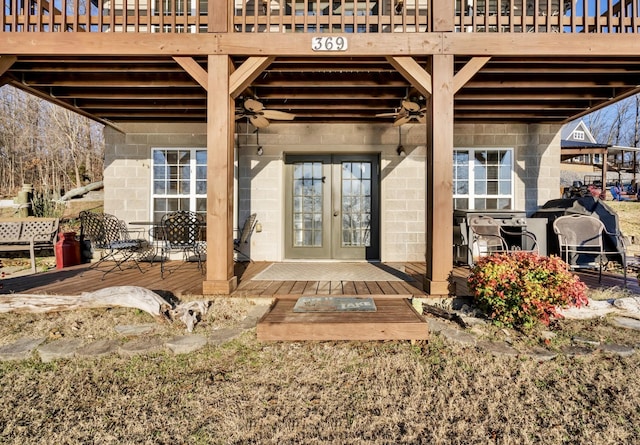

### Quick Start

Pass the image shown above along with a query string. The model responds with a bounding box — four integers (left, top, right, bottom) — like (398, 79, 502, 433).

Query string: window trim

(453, 147, 514, 210)
(150, 147, 207, 222)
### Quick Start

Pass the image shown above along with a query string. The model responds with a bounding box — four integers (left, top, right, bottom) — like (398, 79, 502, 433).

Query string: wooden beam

(173, 57, 208, 91)
(386, 56, 431, 97)
(210, 0, 228, 32)
(562, 147, 608, 156)
(0, 56, 17, 77)
(443, 33, 640, 57)
(7, 80, 124, 131)
(0, 33, 442, 57)
(2, 33, 640, 58)
(453, 57, 490, 94)
(431, 0, 454, 32)
(203, 55, 237, 295)
(424, 54, 454, 297)
(567, 86, 640, 123)
(229, 56, 275, 99)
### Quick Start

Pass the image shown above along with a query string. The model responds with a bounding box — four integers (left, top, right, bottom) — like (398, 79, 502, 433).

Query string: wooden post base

(423, 278, 450, 297)
(202, 277, 238, 295)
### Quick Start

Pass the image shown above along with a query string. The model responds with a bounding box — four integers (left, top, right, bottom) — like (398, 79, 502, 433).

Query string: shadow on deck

(1, 260, 635, 341)
(0, 260, 635, 298)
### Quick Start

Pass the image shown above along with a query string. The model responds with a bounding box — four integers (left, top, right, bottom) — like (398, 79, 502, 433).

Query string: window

(453, 148, 513, 210)
(152, 148, 206, 223)
(152, 0, 206, 16)
(573, 130, 585, 141)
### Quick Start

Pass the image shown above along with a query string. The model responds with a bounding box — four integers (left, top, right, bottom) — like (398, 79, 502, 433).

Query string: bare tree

(0, 85, 104, 199)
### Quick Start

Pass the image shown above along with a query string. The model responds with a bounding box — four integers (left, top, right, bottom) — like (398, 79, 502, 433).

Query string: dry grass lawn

(1, 200, 640, 443)
(1, 325, 640, 444)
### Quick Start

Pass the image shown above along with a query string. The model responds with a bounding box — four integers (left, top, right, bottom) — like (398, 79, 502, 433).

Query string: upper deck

(2, 0, 638, 34)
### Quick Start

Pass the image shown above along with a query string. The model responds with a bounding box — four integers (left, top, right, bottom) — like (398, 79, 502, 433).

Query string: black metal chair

(553, 214, 628, 286)
(79, 211, 149, 279)
(160, 210, 205, 277)
(234, 213, 257, 262)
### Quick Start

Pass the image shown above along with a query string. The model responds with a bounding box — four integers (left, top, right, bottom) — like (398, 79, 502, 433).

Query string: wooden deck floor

(1, 260, 636, 298)
(231, 262, 428, 298)
(2, 259, 636, 341)
(257, 298, 429, 341)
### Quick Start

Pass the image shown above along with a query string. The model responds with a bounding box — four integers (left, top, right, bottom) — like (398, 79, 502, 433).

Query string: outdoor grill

(453, 209, 548, 265)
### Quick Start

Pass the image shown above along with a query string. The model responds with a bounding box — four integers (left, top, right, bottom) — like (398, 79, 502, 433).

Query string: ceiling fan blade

(417, 113, 427, 124)
(402, 100, 420, 112)
(261, 109, 296, 120)
(375, 112, 399, 117)
(393, 115, 411, 127)
(234, 113, 246, 120)
(249, 114, 270, 128)
(244, 98, 264, 112)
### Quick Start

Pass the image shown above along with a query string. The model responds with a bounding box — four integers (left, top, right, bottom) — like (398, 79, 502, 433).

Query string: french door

(285, 154, 380, 260)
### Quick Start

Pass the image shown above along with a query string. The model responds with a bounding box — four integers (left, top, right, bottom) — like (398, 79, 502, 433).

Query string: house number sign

(311, 36, 348, 51)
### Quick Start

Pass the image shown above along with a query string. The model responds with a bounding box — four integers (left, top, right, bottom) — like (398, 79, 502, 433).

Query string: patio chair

(553, 214, 628, 286)
(467, 215, 538, 264)
(234, 213, 257, 262)
(160, 210, 205, 277)
(79, 211, 149, 279)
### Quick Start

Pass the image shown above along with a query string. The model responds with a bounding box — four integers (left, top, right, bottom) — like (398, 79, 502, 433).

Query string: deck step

(256, 297, 429, 341)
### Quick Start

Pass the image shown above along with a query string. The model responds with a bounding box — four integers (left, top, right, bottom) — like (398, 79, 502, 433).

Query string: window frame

(150, 147, 207, 223)
(453, 147, 514, 210)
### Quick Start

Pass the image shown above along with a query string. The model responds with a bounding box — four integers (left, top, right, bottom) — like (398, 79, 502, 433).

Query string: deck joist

(257, 298, 429, 341)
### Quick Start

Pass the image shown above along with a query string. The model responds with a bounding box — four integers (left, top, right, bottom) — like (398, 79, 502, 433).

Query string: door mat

(252, 263, 406, 281)
(293, 296, 377, 312)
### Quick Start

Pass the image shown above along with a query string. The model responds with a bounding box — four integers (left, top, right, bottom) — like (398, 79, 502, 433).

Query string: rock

(38, 338, 84, 363)
(572, 336, 600, 346)
(612, 316, 640, 331)
(613, 297, 640, 313)
(439, 328, 478, 347)
(209, 327, 245, 346)
(75, 339, 119, 358)
(119, 337, 165, 357)
(425, 318, 451, 334)
(527, 347, 558, 362)
(558, 299, 617, 319)
(561, 345, 593, 357)
(0, 337, 46, 361)
(114, 324, 156, 336)
(598, 343, 635, 357)
(246, 304, 271, 320)
(165, 335, 207, 354)
(476, 340, 520, 357)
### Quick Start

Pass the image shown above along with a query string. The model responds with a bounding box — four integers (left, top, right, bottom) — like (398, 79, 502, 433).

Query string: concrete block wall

(454, 122, 562, 214)
(236, 123, 427, 262)
(103, 123, 206, 224)
(103, 121, 561, 262)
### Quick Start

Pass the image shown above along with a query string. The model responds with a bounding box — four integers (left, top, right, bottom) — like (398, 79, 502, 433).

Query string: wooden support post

(424, 54, 454, 296)
(203, 55, 237, 295)
(602, 147, 609, 199)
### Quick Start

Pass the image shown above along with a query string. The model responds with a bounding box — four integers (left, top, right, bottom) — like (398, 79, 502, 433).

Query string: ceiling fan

(376, 100, 426, 126)
(235, 98, 295, 128)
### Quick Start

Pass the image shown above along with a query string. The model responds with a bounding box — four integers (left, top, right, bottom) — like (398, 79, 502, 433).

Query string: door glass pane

(341, 161, 371, 247)
(292, 161, 323, 247)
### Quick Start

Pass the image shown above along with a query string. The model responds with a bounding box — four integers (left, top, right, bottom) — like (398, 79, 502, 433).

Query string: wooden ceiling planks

(2, 35, 640, 124)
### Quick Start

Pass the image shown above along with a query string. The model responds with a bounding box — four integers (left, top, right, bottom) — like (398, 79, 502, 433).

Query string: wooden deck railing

(1, 0, 639, 33)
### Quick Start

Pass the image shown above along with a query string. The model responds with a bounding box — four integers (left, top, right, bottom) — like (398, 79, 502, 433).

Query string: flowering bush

(468, 252, 588, 330)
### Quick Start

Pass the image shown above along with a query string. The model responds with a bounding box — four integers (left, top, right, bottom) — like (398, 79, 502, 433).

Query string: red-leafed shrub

(468, 252, 588, 330)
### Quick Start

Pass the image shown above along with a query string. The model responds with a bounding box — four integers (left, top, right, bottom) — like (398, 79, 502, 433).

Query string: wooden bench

(0, 218, 59, 274)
